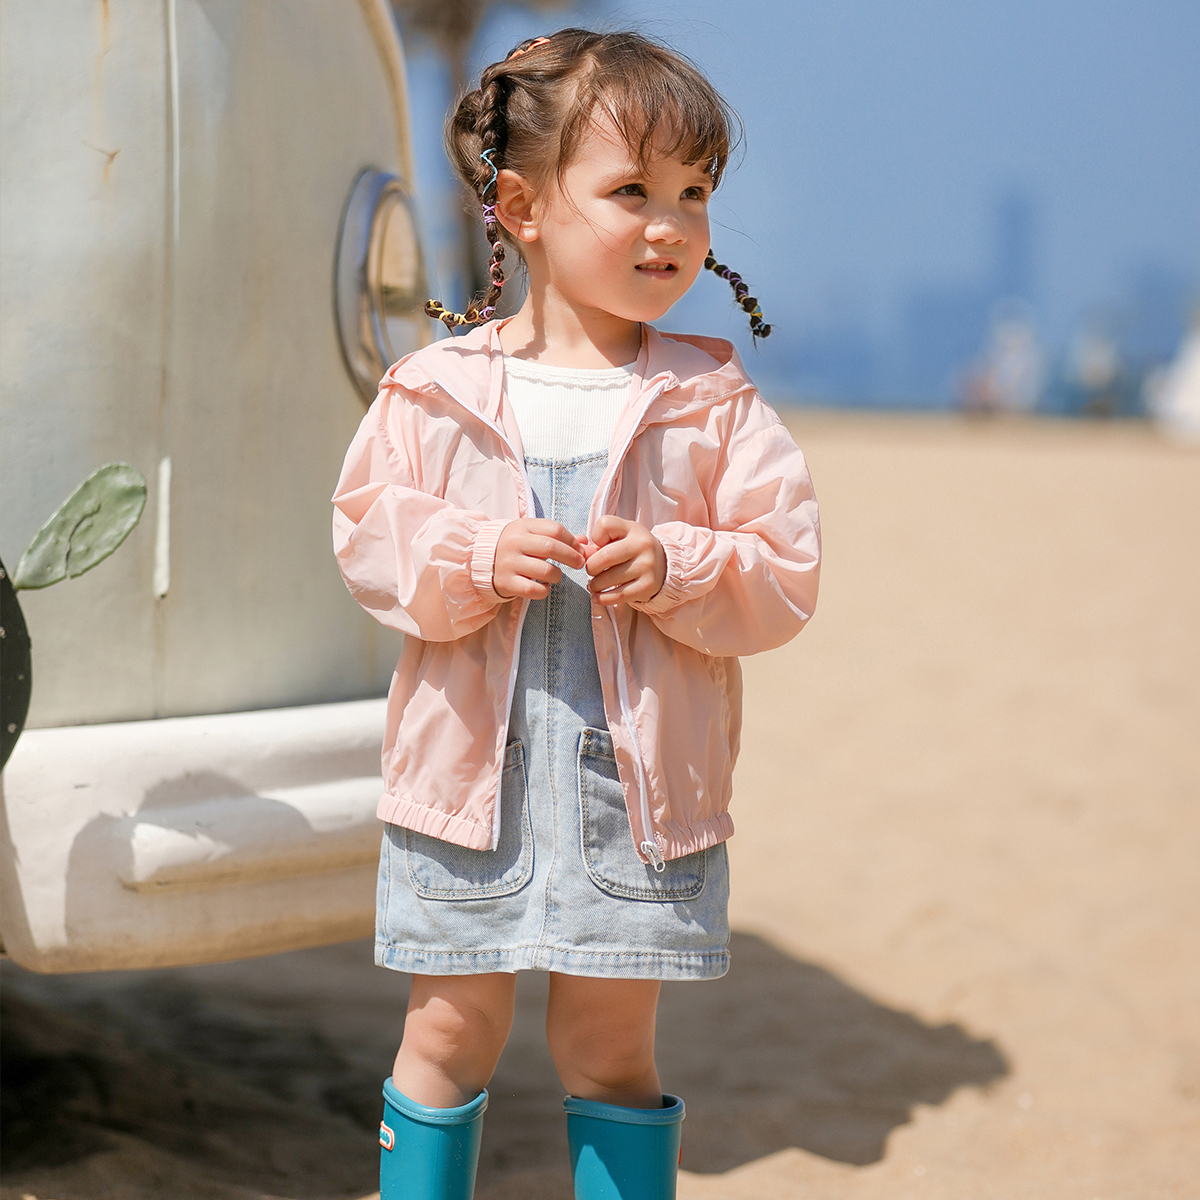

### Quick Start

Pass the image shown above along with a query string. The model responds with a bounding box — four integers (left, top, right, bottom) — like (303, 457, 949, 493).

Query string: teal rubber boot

(379, 1078, 487, 1200)
(563, 1093, 685, 1200)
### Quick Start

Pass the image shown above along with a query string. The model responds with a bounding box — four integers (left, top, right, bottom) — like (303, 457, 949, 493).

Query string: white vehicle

(0, 0, 431, 971)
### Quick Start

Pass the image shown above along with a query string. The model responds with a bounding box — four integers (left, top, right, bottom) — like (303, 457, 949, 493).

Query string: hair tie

(479, 148, 499, 196)
(507, 37, 550, 60)
(424, 300, 476, 329)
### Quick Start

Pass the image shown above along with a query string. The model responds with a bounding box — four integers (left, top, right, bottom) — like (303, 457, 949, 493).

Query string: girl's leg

(545, 974, 663, 1109)
(392, 972, 516, 1108)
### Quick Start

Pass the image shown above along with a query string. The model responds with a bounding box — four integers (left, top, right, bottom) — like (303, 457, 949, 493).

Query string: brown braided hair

(703, 252, 771, 338)
(424, 29, 771, 339)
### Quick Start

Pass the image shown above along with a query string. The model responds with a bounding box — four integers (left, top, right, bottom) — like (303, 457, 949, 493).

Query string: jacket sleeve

(331, 390, 510, 641)
(631, 401, 821, 657)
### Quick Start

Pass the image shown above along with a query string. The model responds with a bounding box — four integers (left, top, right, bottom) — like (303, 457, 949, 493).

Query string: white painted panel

(157, 0, 406, 717)
(0, 0, 166, 724)
(2, 1, 411, 728)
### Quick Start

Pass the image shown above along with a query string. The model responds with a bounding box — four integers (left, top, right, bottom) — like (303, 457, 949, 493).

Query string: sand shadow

(658, 931, 1008, 1168)
(0, 932, 1007, 1195)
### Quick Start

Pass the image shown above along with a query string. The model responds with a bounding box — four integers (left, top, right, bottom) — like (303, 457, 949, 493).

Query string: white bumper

(0, 698, 388, 972)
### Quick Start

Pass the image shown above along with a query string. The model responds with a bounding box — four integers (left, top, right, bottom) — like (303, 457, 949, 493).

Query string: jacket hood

(381, 320, 758, 427)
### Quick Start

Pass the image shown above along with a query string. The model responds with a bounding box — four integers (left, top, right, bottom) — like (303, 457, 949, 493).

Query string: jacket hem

(376, 794, 735, 860)
(655, 811, 734, 861)
(377, 792, 492, 851)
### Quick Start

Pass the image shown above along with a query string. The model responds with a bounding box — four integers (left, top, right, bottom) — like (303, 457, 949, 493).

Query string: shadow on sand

(659, 932, 1008, 1168)
(1, 933, 1006, 1198)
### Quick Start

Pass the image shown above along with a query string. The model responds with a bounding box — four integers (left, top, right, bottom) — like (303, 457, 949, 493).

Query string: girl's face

(529, 113, 712, 325)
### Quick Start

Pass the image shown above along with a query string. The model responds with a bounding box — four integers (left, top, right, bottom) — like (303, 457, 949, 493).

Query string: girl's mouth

(635, 261, 678, 275)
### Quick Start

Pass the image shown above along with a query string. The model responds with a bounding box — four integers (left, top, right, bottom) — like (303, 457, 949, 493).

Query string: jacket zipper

(433, 374, 669, 869)
(594, 382, 670, 871)
(433, 377, 531, 852)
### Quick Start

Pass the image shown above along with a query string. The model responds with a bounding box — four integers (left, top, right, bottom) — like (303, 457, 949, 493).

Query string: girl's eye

(614, 183, 645, 197)
(683, 186, 710, 202)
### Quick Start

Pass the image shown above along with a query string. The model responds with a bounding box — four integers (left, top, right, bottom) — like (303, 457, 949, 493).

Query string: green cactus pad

(13, 463, 147, 591)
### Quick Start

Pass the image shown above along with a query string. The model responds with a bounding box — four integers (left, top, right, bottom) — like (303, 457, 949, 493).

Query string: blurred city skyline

(400, 0, 1200, 409)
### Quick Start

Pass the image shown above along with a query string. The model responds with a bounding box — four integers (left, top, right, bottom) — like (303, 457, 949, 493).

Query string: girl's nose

(643, 210, 687, 244)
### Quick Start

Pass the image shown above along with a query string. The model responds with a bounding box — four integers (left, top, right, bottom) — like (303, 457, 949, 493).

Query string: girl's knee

(545, 977, 660, 1096)
(405, 974, 515, 1062)
(553, 1031, 655, 1092)
(547, 1021, 662, 1107)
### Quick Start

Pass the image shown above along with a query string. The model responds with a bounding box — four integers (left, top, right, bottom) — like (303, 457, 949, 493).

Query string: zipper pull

(641, 840, 666, 873)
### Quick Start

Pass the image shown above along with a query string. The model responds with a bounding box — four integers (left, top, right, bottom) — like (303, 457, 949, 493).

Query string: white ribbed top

(503, 356, 635, 460)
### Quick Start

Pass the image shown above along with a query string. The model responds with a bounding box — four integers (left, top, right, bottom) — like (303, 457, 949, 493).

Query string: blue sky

(403, 1, 1200, 404)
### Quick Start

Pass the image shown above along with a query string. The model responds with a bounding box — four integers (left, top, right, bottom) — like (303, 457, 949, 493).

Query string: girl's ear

(495, 169, 539, 243)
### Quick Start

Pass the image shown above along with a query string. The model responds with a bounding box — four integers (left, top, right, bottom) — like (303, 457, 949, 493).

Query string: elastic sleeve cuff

(633, 534, 688, 616)
(470, 519, 511, 605)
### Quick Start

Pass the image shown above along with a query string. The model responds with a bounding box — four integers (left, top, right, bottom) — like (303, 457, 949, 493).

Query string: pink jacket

(332, 321, 820, 866)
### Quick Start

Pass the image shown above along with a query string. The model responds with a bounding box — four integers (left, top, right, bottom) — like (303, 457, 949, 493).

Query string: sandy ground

(2, 412, 1198, 1200)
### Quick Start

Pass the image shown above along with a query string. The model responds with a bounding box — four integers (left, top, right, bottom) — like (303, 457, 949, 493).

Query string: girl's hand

(584, 516, 667, 606)
(493, 519, 585, 600)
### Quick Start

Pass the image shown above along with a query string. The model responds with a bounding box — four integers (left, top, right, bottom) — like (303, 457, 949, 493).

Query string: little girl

(333, 29, 820, 1200)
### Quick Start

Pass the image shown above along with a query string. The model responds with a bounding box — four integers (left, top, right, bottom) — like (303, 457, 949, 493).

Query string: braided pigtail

(424, 55, 529, 331)
(705, 251, 771, 339)
(471, 71, 511, 323)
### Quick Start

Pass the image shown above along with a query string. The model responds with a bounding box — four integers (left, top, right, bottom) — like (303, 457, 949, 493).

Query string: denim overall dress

(376, 447, 731, 981)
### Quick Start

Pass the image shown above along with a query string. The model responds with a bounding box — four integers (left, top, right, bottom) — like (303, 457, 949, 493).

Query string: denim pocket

(405, 740, 532, 899)
(577, 727, 705, 901)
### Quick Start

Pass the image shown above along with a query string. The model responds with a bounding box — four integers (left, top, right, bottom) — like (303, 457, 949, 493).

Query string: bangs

(557, 39, 740, 186)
